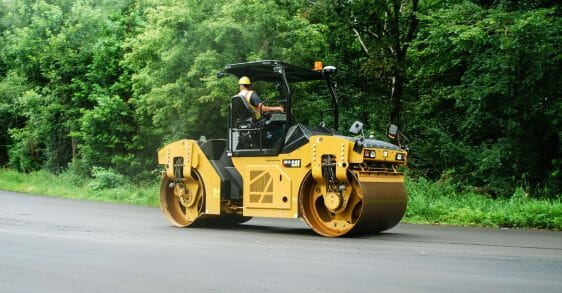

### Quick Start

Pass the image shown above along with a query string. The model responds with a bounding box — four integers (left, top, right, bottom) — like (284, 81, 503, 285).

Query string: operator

(238, 76, 284, 118)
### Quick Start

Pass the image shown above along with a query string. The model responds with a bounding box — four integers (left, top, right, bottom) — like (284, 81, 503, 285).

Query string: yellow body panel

(231, 144, 312, 219)
(158, 139, 221, 215)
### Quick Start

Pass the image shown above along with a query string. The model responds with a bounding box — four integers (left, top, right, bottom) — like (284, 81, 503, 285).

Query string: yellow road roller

(158, 60, 408, 237)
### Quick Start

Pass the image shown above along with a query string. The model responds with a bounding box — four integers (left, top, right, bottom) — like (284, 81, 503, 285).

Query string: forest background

(0, 0, 560, 227)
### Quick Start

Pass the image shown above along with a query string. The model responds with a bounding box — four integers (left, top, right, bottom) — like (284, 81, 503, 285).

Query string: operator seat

(231, 94, 257, 128)
(230, 94, 260, 149)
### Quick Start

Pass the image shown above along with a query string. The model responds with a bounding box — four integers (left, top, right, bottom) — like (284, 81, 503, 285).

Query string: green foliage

(123, 0, 328, 146)
(332, 0, 421, 126)
(1, 0, 137, 174)
(7, 90, 49, 172)
(60, 159, 90, 186)
(407, 2, 562, 196)
(87, 166, 127, 190)
(0, 72, 28, 166)
(0, 168, 159, 206)
(404, 177, 562, 229)
(74, 94, 136, 172)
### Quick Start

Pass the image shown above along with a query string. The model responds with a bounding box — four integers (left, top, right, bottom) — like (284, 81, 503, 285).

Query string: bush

(59, 159, 91, 186)
(87, 167, 127, 190)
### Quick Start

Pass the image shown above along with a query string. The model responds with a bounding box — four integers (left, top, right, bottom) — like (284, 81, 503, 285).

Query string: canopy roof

(223, 60, 324, 83)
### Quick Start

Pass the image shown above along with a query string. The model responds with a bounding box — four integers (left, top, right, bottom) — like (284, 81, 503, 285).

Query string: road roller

(157, 60, 408, 237)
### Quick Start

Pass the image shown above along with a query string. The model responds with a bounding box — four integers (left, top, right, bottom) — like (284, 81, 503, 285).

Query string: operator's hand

(279, 106, 284, 113)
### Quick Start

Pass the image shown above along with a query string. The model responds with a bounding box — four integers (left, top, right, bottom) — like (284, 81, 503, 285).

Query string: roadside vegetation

(0, 169, 158, 206)
(1, 169, 560, 230)
(405, 177, 562, 230)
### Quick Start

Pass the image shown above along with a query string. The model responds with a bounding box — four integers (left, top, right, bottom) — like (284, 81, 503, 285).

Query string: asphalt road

(1, 190, 561, 293)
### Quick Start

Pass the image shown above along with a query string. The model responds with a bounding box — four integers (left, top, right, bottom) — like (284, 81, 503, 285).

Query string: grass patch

(0, 169, 158, 206)
(404, 177, 562, 230)
(1, 169, 560, 230)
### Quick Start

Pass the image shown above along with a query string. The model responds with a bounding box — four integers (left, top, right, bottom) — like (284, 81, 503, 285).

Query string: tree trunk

(71, 136, 77, 161)
(390, 73, 403, 127)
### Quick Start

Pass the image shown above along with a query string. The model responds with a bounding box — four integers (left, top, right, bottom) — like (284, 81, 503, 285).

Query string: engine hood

(335, 135, 402, 151)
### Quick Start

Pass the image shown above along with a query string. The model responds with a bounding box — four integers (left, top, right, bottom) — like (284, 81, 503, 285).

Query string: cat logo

(282, 159, 301, 168)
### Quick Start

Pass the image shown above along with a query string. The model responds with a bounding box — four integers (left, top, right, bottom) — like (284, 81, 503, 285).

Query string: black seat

(231, 94, 257, 128)
(230, 95, 260, 149)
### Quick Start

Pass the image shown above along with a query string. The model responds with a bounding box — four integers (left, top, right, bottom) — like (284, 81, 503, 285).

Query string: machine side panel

(232, 143, 312, 219)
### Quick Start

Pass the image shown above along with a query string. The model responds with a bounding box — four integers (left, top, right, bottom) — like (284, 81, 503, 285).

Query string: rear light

(364, 150, 376, 158)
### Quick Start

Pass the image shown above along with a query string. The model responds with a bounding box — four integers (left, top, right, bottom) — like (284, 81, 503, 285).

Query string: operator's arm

(259, 104, 284, 113)
(250, 92, 284, 113)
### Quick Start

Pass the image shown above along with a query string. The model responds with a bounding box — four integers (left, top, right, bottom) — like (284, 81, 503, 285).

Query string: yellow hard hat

(238, 76, 251, 85)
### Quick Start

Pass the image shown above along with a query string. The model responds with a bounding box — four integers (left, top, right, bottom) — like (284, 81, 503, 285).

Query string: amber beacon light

(314, 61, 323, 71)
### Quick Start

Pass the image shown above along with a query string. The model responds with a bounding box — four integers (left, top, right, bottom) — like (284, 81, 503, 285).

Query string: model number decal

(283, 159, 301, 168)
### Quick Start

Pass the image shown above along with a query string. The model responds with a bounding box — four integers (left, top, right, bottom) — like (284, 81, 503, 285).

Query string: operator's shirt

(239, 90, 261, 107)
(239, 89, 262, 119)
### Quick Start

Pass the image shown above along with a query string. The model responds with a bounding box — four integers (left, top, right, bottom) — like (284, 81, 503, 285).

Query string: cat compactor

(158, 60, 408, 237)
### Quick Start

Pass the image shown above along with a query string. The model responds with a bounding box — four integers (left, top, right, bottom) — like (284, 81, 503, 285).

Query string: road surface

(1, 190, 561, 293)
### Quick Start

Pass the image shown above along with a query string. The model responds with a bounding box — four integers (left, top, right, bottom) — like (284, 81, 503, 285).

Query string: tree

(0, 73, 29, 167)
(333, 0, 420, 129)
(123, 0, 328, 150)
(1, 0, 136, 173)
(407, 2, 562, 196)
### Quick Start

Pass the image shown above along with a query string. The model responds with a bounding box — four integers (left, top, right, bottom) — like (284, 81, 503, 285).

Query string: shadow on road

(191, 223, 318, 237)
(186, 221, 425, 240)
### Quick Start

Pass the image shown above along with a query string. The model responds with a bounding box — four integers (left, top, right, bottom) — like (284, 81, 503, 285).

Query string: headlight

(395, 153, 405, 161)
(364, 150, 376, 158)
